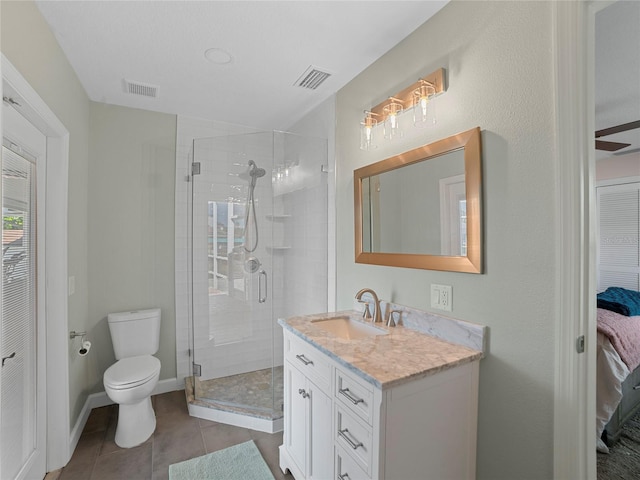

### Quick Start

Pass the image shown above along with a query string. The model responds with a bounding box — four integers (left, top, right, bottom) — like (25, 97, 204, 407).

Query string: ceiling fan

(595, 120, 640, 151)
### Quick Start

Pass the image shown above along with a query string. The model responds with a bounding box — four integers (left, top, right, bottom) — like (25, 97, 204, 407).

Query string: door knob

(2, 352, 16, 367)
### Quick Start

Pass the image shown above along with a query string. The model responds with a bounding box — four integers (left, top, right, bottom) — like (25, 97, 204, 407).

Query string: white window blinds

(597, 181, 640, 292)
(1, 144, 37, 479)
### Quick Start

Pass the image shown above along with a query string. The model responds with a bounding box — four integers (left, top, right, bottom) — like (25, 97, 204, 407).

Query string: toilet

(103, 308, 161, 448)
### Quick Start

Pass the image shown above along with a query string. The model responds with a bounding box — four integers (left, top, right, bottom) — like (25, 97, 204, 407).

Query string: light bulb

(413, 80, 436, 128)
(383, 98, 403, 140)
(360, 111, 378, 150)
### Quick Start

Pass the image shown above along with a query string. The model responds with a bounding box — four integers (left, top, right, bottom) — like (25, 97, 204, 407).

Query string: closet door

(0, 102, 46, 480)
(597, 182, 640, 291)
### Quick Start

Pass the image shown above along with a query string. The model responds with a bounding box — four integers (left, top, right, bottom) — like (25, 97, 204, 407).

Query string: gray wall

(88, 103, 177, 389)
(336, 2, 556, 479)
(1, 0, 92, 428)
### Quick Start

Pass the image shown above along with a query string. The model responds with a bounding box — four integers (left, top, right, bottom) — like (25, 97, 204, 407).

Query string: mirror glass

(362, 148, 465, 256)
(354, 127, 482, 273)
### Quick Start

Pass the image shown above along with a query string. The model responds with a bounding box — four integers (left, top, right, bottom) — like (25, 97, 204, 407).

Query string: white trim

(2, 54, 70, 472)
(552, 2, 597, 479)
(596, 176, 640, 188)
(69, 377, 181, 454)
(188, 402, 283, 434)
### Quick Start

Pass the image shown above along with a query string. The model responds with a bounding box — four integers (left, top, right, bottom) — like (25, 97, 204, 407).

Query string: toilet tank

(108, 308, 161, 360)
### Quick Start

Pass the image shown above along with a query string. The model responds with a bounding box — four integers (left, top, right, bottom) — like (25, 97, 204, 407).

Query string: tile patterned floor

(48, 390, 293, 480)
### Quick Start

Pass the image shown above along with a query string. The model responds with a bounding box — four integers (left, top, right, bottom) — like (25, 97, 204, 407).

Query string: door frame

(1, 54, 71, 471)
(553, 1, 616, 478)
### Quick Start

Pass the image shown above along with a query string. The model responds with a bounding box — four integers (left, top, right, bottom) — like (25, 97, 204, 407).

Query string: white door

(308, 380, 332, 480)
(284, 361, 307, 475)
(0, 100, 47, 480)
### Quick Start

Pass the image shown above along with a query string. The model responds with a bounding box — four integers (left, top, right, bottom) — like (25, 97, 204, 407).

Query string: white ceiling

(35, 0, 448, 131)
(595, 1, 640, 160)
(34, 1, 640, 155)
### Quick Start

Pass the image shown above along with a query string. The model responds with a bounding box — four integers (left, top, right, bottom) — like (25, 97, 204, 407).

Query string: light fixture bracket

(368, 68, 445, 120)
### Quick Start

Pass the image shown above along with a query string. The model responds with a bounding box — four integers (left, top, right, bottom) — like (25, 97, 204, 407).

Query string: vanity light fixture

(359, 67, 445, 150)
(360, 111, 378, 151)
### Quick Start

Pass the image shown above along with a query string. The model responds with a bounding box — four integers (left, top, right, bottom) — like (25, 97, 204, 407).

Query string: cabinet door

(309, 381, 333, 480)
(285, 361, 307, 475)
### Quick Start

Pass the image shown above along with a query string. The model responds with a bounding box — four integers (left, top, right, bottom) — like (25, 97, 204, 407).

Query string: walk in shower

(186, 130, 328, 431)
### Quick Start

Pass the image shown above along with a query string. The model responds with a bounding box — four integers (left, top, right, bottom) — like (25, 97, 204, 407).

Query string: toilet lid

(104, 355, 161, 389)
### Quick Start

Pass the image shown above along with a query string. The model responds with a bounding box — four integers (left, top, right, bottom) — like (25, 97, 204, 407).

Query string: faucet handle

(387, 310, 401, 327)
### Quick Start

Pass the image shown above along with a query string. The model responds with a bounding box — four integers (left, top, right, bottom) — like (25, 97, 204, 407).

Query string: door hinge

(192, 162, 201, 176)
(193, 362, 201, 377)
(576, 335, 585, 354)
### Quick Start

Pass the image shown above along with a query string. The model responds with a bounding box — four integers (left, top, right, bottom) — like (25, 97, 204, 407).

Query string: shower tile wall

(175, 116, 329, 387)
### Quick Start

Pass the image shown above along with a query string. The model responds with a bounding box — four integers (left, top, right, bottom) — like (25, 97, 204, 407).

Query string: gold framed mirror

(354, 127, 482, 273)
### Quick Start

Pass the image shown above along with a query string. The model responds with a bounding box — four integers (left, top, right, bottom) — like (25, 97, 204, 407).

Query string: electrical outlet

(68, 276, 75, 296)
(430, 284, 452, 312)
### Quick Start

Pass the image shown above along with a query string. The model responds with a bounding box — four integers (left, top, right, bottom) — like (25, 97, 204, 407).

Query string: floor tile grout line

(87, 422, 108, 480)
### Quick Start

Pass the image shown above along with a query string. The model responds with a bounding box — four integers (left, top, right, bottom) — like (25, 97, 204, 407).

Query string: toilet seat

(104, 355, 161, 390)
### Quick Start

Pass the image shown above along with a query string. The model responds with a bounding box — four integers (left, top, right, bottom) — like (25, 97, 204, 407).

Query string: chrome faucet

(355, 288, 382, 323)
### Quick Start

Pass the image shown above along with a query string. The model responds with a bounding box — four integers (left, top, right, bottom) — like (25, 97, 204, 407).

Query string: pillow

(597, 287, 640, 316)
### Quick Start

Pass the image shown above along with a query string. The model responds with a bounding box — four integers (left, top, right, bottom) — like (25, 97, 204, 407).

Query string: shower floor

(186, 366, 284, 421)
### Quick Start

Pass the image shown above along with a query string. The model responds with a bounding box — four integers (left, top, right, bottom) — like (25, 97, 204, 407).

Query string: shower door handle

(259, 269, 267, 303)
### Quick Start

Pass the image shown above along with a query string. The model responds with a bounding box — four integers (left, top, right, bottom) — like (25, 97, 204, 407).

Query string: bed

(596, 288, 640, 451)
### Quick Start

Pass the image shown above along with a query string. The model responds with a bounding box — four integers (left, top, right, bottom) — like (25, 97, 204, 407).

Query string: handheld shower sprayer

(244, 160, 265, 253)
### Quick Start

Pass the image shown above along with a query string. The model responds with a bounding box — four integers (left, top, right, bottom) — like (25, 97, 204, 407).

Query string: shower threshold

(185, 366, 284, 433)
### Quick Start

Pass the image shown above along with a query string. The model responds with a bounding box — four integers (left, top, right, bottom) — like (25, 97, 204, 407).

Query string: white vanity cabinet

(279, 329, 481, 480)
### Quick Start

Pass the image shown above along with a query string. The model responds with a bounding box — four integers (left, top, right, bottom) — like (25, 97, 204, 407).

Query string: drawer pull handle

(338, 473, 351, 480)
(338, 428, 363, 450)
(298, 388, 310, 399)
(339, 387, 364, 405)
(634, 384, 640, 390)
(296, 354, 314, 366)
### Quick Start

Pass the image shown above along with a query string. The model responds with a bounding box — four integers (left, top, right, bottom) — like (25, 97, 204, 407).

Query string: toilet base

(114, 396, 156, 448)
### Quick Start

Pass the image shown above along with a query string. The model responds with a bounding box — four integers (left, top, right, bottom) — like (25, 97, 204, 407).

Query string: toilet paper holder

(69, 330, 86, 340)
(70, 331, 91, 356)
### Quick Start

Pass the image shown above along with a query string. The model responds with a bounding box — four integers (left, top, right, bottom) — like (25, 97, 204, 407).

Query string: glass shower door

(190, 132, 279, 418)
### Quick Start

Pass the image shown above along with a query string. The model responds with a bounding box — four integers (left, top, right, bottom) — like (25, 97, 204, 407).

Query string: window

(597, 181, 640, 291)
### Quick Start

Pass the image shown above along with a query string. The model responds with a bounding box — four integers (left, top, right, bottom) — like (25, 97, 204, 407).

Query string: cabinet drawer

(336, 445, 370, 480)
(335, 405, 373, 475)
(285, 333, 331, 391)
(335, 367, 374, 425)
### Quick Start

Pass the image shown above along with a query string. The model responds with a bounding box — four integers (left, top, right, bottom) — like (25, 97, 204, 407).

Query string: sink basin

(311, 316, 388, 340)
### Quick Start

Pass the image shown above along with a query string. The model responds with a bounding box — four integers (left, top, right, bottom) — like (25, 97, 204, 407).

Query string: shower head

(247, 160, 266, 178)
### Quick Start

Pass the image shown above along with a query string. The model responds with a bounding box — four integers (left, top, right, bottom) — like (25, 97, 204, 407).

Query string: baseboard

(68, 377, 180, 459)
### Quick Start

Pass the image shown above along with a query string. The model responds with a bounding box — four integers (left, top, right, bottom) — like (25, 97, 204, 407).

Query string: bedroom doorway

(592, 0, 640, 475)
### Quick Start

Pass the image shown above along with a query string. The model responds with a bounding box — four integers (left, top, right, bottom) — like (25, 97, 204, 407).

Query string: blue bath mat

(168, 440, 275, 480)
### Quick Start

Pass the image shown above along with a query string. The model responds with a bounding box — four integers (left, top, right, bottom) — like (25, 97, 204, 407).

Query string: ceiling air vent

(123, 79, 159, 98)
(294, 66, 332, 90)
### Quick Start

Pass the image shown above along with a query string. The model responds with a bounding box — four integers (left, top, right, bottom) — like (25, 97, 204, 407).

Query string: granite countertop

(279, 310, 483, 389)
